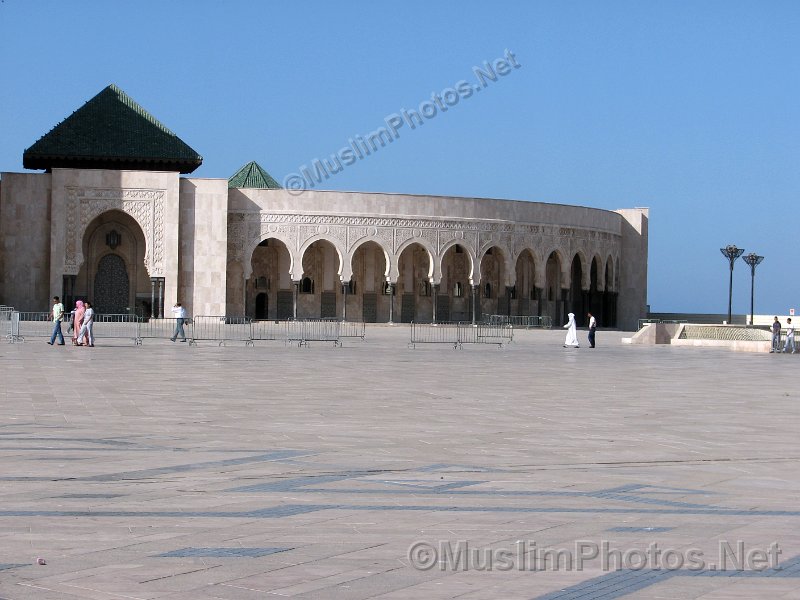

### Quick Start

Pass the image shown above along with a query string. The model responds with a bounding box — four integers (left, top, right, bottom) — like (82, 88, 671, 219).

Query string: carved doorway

(94, 254, 130, 314)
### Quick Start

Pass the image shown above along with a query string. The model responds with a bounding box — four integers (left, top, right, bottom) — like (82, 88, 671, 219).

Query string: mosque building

(0, 85, 648, 328)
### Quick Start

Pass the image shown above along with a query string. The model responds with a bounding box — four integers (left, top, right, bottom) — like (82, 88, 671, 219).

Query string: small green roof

(228, 161, 282, 189)
(23, 84, 203, 174)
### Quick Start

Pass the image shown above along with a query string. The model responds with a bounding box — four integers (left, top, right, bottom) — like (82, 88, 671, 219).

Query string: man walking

(170, 302, 187, 342)
(783, 318, 796, 354)
(47, 296, 65, 345)
(771, 316, 782, 353)
(587, 312, 597, 348)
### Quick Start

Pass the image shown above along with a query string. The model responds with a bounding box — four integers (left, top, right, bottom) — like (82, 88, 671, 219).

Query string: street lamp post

(742, 253, 764, 325)
(720, 245, 744, 324)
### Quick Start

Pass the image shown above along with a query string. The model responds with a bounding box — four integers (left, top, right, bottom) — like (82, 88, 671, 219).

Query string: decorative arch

(347, 238, 392, 282)
(605, 255, 615, 292)
(438, 239, 476, 284)
(78, 209, 149, 316)
(477, 243, 514, 287)
(66, 187, 164, 278)
(244, 234, 296, 280)
(391, 237, 435, 282)
(591, 254, 605, 292)
(571, 249, 590, 291)
(298, 235, 345, 281)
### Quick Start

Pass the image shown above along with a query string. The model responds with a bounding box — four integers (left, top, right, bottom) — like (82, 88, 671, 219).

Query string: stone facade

(0, 168, 648, 329)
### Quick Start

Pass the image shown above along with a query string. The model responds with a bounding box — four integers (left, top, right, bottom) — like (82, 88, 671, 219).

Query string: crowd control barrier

(409, 322, 512, 349)
(188, 316, 253, 346)
(485, 315, 552, 329)
(286, 318, 341, 347)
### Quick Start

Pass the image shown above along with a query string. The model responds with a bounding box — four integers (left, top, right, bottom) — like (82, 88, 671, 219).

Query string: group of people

(563, 311, 597, 349)
(47, 296, 95, 347)
(771, 316, 796, 354)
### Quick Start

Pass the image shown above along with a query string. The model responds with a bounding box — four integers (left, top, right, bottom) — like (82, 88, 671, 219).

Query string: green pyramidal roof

(23, 84, 203, 174)
(228, 161, 282, 189)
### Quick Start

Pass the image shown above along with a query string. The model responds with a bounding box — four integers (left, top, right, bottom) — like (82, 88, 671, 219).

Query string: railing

(138, 317, 187, 342)
(409, 321, 512, 349)
(339, 320, 366, 341)
(485, 314, 552, 329)
(251, 319, 287, 341)
(92, 314, 141, 344)
(286, 318, 341, 347)
(189, 316, 253, 347)
(638, 318, 690, 329)
(12, 312, 53, 340)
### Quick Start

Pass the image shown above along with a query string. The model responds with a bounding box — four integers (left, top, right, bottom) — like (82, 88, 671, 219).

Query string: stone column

(432, 283, 439, 323)
(341, 281, 348, 321)
(387, 282, 395, 324)
(157, 278, 164, 319)
(150, 278, 157, 318)
(293, 281, 299, 320)
(471, 284, 478, 325)
(506, 286, 513, 317)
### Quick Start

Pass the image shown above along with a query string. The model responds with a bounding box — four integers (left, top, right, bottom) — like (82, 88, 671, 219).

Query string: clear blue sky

(2, 1, 798, 314)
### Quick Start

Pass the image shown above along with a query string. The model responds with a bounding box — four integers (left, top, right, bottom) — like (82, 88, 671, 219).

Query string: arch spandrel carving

(66, 187, 165, 277)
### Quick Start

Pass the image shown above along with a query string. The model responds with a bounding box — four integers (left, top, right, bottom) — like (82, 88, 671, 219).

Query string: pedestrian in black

(587, 312, 597, 348)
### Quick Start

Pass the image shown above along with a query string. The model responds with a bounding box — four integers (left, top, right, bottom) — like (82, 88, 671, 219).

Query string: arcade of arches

(236, 237, 618, 327)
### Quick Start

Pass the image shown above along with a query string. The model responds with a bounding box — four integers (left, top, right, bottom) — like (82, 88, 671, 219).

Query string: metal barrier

(3, 310, 22, 343)
(485, 314, 552, 329)
(251, 319, 288, 341)
(286, 319, 341, 347)
(14, 311, 54, 340)
(92, 314, 142, 345)
(138, 317, 188, 342)
(408, 322, 463, 349)
(410, 321, 513, 349)
(339, 320, 366, 341)
(189, 316, 253, 346)
(476, 322, 514, 346)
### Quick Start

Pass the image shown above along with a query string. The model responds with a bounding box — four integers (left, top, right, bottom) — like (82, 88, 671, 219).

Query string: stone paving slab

(1, 326, 799, 599)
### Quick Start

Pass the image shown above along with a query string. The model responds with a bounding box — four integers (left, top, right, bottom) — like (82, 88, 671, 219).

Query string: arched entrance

(479, 246, 506, 318)
(248, 238, 292, 320)
(94, 254, 130, 314)
(544, 251, 563, 324)
(514, 249, 537, 316)
(299, 239, 341, 319)
(397, 243, 432, 323)
(440, 244, 472, 322)
(77, 211, 149, 316)
(570, 254, 585, 326)
(349, 241, 389, 322)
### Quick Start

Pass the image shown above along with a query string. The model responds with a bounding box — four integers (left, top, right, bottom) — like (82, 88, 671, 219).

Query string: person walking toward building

(783, 318, 796, 354)
(47, 296, 65, 345)
(170, 302, 187, 342)
(587, 312, 597, 348)
(563, 312, 580, 348)
(76, 301, 95, 347)
(771, 316, 782, 353)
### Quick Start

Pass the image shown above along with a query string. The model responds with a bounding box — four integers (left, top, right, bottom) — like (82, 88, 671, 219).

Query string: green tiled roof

(228, 161, 282, 189)
(23, 84, 203, 174)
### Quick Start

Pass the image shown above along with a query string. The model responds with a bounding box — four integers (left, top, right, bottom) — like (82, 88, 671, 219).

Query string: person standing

(783, 318, 796, 354)
(771, 316, 782, 353)
(77, 301, 94, 347)
(170, 302, 187, 342)
(563, 312, 580, 348)
(47, 296, 65, 346)
(587, 312, 597, 348)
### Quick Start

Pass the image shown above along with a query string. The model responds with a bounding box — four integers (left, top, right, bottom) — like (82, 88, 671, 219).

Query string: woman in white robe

(563, 312, 580, 347)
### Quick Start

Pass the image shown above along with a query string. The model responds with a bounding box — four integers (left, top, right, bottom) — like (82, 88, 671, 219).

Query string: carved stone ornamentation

(65, 187, 165, 276)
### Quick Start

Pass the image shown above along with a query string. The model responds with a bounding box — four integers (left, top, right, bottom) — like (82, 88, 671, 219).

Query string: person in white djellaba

(563, 312, 580, 348)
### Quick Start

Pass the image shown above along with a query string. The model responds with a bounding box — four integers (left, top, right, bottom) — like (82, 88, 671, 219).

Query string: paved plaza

(1, 326, 799, 599)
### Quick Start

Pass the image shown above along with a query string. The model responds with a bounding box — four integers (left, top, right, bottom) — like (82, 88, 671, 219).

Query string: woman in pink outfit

(71, 300, 85, 345)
